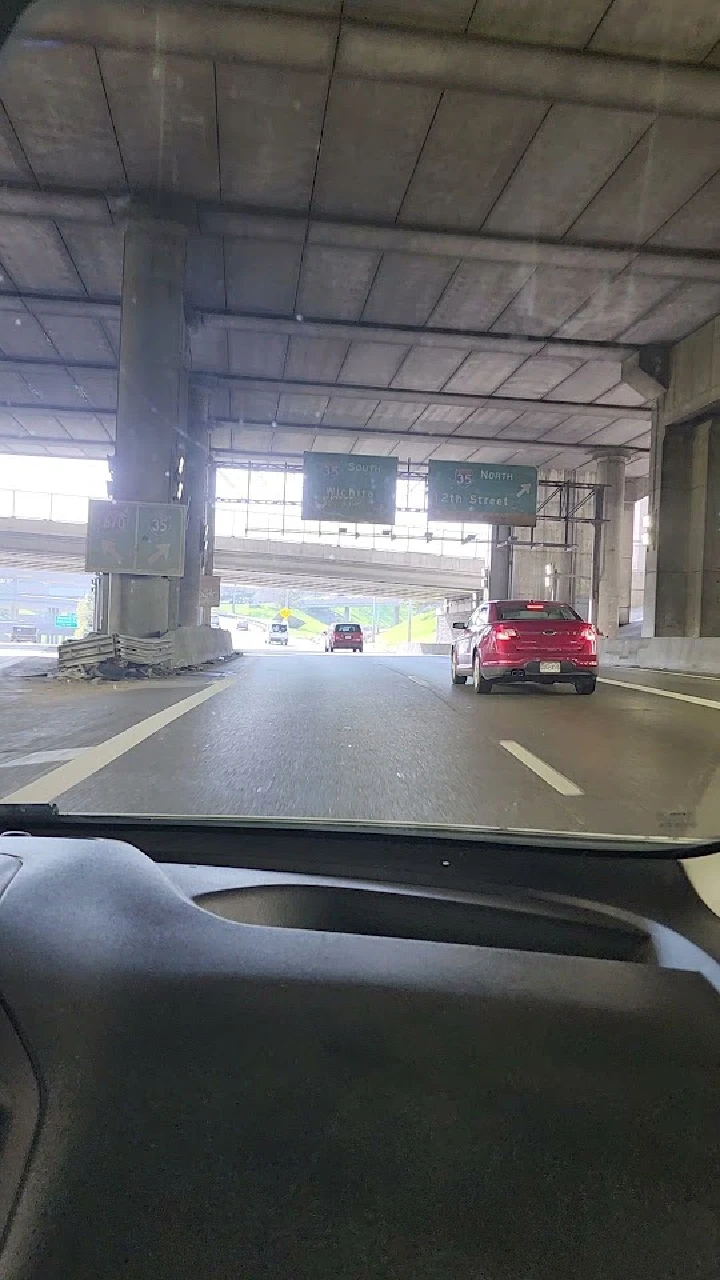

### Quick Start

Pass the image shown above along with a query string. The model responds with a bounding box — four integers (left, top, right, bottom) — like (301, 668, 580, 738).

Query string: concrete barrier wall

(169, 625, 233, 670)
(600, 635, 720, 675)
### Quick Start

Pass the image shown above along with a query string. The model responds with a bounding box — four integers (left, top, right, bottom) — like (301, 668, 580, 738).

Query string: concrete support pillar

(641, 408, 663, 638)
(595, 455, 626, 638)
(646, 417, 720, 637)
(178, 386, 210, 628)
(108, 206, 190, 636)
(93, 574, 109, 633)
(489, 525, 512, 599)
(200, 461, 217, 627)
(618, 499, 635, 628)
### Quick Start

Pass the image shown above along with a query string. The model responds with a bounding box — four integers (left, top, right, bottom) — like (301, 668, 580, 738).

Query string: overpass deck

(0, 518, 484, 599)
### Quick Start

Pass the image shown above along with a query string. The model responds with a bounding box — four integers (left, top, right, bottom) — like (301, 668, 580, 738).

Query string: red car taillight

(494, 626, 518, 642)
(581, 626, 597, 653)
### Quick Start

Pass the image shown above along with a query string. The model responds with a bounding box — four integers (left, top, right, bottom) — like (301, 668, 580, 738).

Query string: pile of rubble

(57, 633, 174, 680)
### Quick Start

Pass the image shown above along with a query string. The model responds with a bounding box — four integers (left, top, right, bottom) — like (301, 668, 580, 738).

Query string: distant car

(451, 600, 597, 695)
(10, 624, 38, 644)
(326, 623, 363, 653)
(267, 621, 289, 646)
(235, 617, 249, 631)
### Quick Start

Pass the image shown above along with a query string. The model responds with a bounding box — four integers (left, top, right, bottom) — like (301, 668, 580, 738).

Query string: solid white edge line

(0, 678, 235, 805)
(598, 677, 720, 710)
(500, 740, 584, 797)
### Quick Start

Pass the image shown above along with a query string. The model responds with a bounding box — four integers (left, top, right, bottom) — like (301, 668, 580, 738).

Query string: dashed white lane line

(0, 678, 235, 805)
(403, 674, 434, 691)
(598, 677, 720, 710)
(500, 740, 584, 797)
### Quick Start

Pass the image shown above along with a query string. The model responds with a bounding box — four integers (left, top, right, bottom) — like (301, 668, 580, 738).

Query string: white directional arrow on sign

(101, 539, 123, 563)
(516, 483, 532, 497)
(147, 543, 171, 565)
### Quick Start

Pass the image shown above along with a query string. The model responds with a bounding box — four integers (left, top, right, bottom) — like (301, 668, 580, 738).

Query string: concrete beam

(0, 358, 652, 422)
(0, 295, 120, 320)
(197, 311, 632, 361)
(197, 372, 652, 423)
(0, 358, 116, 376)
(338, 23, 720, 120)
(17, 2, 720, 119)
(0, 293, 631, 361)
(625, 474, 650, 504)
(621, 347, 671, 401)
(211, 418, 646, 455)
(0, 184, 719, 282)
(0, 416, 649, 455)
(0, 188, 112, 223)
(16, 1, 337, 69)
(303, 221, 720, 281)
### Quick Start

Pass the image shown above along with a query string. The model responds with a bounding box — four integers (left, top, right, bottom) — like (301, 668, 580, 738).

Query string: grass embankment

(374, 611, 437, 648)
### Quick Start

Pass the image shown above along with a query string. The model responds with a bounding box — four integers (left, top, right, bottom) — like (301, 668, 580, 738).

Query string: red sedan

(451, 600, 598, 695)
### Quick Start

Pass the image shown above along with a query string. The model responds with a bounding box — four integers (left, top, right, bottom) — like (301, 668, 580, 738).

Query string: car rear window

(495, 604, 580, 622)
(335, 624, 361, 632)
(271, 623, 287, 631)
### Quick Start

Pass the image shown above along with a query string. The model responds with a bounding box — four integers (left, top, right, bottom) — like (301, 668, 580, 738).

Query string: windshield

(0, 0, 718, 855)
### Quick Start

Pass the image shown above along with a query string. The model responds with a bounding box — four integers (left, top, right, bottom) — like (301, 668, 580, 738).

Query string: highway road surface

(0, 651, 719, 842)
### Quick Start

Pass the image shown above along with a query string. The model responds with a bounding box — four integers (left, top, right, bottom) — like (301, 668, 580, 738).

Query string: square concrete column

(200, 462, 217, 626)
(618, 499, 635, 628)
(489, 526, 512, 599)
(178, 386, 210, 628)
(109, 206, 190, 636)
(646, 417, 720, 637)
(595, 454, 626, 639)
(702, 423, 720, 635)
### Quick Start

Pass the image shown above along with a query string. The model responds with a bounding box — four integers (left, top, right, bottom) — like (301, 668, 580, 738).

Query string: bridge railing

(0, 489, 90, 524)
(214, 502, 490, 560)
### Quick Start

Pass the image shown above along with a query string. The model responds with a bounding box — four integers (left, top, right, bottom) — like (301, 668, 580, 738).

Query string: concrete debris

(55, 629, 238, 681)
(58, 632, 173, 681)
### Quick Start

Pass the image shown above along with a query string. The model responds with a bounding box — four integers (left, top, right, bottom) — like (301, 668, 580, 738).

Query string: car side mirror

(452, 621, 468, 630)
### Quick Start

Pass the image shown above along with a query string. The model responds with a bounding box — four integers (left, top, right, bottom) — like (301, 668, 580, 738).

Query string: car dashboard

(0, 823, 719, 1279)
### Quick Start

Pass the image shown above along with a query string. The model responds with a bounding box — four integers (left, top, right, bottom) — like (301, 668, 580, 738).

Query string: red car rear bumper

(482, 658, 597, 681)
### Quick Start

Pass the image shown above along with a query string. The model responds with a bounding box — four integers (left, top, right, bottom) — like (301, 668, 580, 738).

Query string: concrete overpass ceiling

(0, 1, 718, 474)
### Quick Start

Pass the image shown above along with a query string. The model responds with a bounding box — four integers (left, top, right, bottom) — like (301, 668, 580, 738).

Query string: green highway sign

(86, 500, 137, 572)
(302, 452, 397, 525)
(135, 503, 186, 576)
(86, 501, 187, 576)
(55, 614, 77, 629)
(427, 461, 537, 526)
